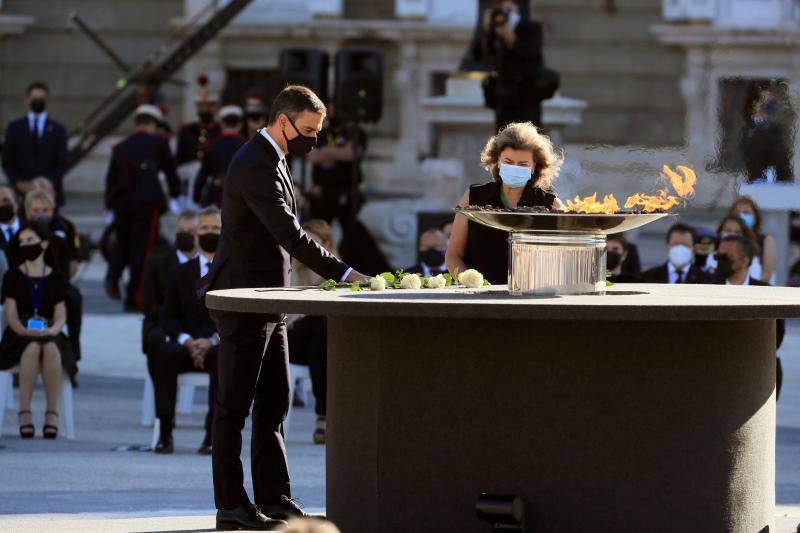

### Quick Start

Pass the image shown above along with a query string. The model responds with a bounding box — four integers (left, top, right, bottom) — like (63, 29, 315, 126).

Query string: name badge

(27, 317, 46, 331)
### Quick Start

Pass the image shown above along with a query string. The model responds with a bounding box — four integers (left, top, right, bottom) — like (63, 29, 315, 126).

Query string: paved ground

(0, 199, 798, 531)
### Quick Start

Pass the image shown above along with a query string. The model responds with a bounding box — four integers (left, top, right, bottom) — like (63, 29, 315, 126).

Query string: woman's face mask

(498, 163, 532, 189)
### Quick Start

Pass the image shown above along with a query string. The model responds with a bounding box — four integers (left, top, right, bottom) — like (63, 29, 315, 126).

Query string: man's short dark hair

(666, 223, 695, 245)
(721, 234, 754, 262)
(608, 233, 628, 251)
(267, 85, 326, 125)
(27, 81, 48, 95)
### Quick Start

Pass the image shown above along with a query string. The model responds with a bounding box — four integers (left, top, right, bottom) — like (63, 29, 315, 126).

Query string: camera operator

(481, 0, 548, 132)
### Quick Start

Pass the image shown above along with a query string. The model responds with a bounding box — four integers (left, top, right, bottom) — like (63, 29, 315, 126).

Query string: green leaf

(379, 272, 395, 285)
(483, 279, 491, 286)
(443, 273, 453, 287)
(317, 279, 337, 291)
(605, 280, 614, 286)
(351, 282, 361, 292)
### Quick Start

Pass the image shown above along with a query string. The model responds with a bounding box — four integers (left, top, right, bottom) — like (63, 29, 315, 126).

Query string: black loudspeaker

(277, 48, 329, 102)
(334, 48, 383, 122)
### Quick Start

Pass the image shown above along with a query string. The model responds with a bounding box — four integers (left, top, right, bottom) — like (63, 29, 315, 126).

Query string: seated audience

(141, 210, 198, 359)
(24, 189, 84, 365)
(706, 215, 761, 278)
(693, 226, 716, 272)
(288, 219, 334, 444)
(0, 185, 21, 258)
(152, 207, 219, 454)
(641, 223, 706, 284)
(713, 234, 785, 399)
(607, 234, 639, 283)
(727, 196, 778, 283)
(0, 223, 75, 438)
(406, 228, 448, 276)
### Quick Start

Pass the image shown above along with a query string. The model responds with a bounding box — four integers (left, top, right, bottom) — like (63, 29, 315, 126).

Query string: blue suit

(1, 115, 68, 205)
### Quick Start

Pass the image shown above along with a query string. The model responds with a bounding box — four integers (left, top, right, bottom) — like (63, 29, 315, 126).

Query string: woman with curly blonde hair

(445, 122, 564, 284)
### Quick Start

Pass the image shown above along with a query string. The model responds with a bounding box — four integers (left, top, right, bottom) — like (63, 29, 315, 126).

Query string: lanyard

(500, 187, 511, 208)
(24, 268, 45, 316)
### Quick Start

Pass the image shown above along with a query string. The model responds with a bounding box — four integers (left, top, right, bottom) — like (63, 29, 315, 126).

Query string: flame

(562, 164, 697, 214)
(662, 165, 696, 198)
(564, 192, 619, 214)
(624, 190, 679, 212)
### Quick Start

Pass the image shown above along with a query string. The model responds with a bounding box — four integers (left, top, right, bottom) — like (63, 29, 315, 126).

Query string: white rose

(427, 274, 447, 289)
(458, 269, 484, 288)
(399, 273, 422, 289)
(370, 276, 386, 291)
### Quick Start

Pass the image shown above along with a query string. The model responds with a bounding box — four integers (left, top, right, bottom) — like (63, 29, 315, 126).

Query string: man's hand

(191, 338, 213, 369)
(496, 23, 516, 46)
(345, 270, 370, 283)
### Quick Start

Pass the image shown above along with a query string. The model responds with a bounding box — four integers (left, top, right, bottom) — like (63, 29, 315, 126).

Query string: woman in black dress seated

(446, 122, 564, 285)
(0, 223, 75, 438)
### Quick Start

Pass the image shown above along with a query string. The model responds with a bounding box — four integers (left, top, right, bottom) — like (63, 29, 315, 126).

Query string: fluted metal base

(508, 233, 607, 295)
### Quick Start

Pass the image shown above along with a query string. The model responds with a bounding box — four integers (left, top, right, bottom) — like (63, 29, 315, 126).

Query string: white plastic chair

(141, 371, 208, 427)
(0, 367, 75, 439)
(148, 372, 210, 449)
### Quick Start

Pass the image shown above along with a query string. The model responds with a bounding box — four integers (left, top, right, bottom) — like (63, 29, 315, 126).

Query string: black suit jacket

(1, 116, 68, 205)
(163, 257, 217, 341)
(740, 278, 785, 350)
(205, 133, 348, 293)
(640, 263, 707, 284)
(141, 248, 179, 353)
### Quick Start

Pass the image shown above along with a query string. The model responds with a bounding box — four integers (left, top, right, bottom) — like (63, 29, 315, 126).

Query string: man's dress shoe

(216, 504, 287, 530)
(153, 436, 174, 454)
(258, 495, 308, 521)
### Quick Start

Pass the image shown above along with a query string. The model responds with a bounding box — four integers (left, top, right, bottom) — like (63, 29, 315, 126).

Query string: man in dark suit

(203, 85, 367, 530)
(482, 0, 546, 131)
(0, 185, 21, 259)
(104, 105, 181, 311)
(1, 82, 68, 206)
(641, 223, 706, 284)
(153, 207, 221, 455)
(142, 210, 198, 381)
(193, 105, 245, 207)
(405, 228, 448, 276)
(713, 234, 785, 398)
(607, 233, 640, 283)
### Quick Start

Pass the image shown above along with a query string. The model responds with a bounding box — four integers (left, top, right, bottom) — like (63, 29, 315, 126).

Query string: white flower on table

(458, 269, 484, 288)
(370, 276, 387, 291)
(399, 273, 422, 289)
(427, 274, 447, 289)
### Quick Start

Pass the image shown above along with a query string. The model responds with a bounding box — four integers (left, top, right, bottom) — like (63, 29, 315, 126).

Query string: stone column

(393, 41, 423, 189)
(681, 45, 713, 166)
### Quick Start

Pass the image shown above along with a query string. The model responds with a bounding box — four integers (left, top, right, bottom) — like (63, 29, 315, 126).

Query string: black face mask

(31, 214, 52, 227)
(420, 249, 445, 267)
(198, 232, 220, 254)
(0, 205, 16, 224)
(174, 232, 195, 253)
(29, 99, 46, 114)
(716, 254, 734, 279)
(606, 251, 622, 271)
(198, 111, 214, 124)
(19, 243, 43, 262)
(282, 117, 317, 157)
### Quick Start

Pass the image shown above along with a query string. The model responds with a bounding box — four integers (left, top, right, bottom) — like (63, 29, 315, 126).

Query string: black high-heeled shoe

(18, 410, 34, 439)
(43, 411, 58, 439)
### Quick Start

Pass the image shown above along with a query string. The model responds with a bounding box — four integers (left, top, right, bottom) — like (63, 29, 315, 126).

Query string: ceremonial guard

(104, 105, 181, 311)
(175, 77, 221, 196)
(193, 105, 245, 207)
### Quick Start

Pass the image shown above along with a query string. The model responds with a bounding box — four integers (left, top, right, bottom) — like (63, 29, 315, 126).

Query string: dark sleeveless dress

(464, 180, 557, 286)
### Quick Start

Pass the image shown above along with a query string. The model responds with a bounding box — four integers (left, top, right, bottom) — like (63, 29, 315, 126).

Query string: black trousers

(65, 284, 83, 360)
(107, 203, 160, 308)
(210, 310, 291, 510)
(151, 341, 217, 425)
(288, 315, 327, 416)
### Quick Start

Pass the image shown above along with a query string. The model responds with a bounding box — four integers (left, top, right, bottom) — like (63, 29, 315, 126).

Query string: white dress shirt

(258, 129, 352, 282)
(176, 250, 196, 265)
(27, 111, 47, 138)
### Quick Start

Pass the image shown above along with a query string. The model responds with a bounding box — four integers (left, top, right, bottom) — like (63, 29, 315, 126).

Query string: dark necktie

(676, 269, 684, 284)
(31, 120, 39, 159)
